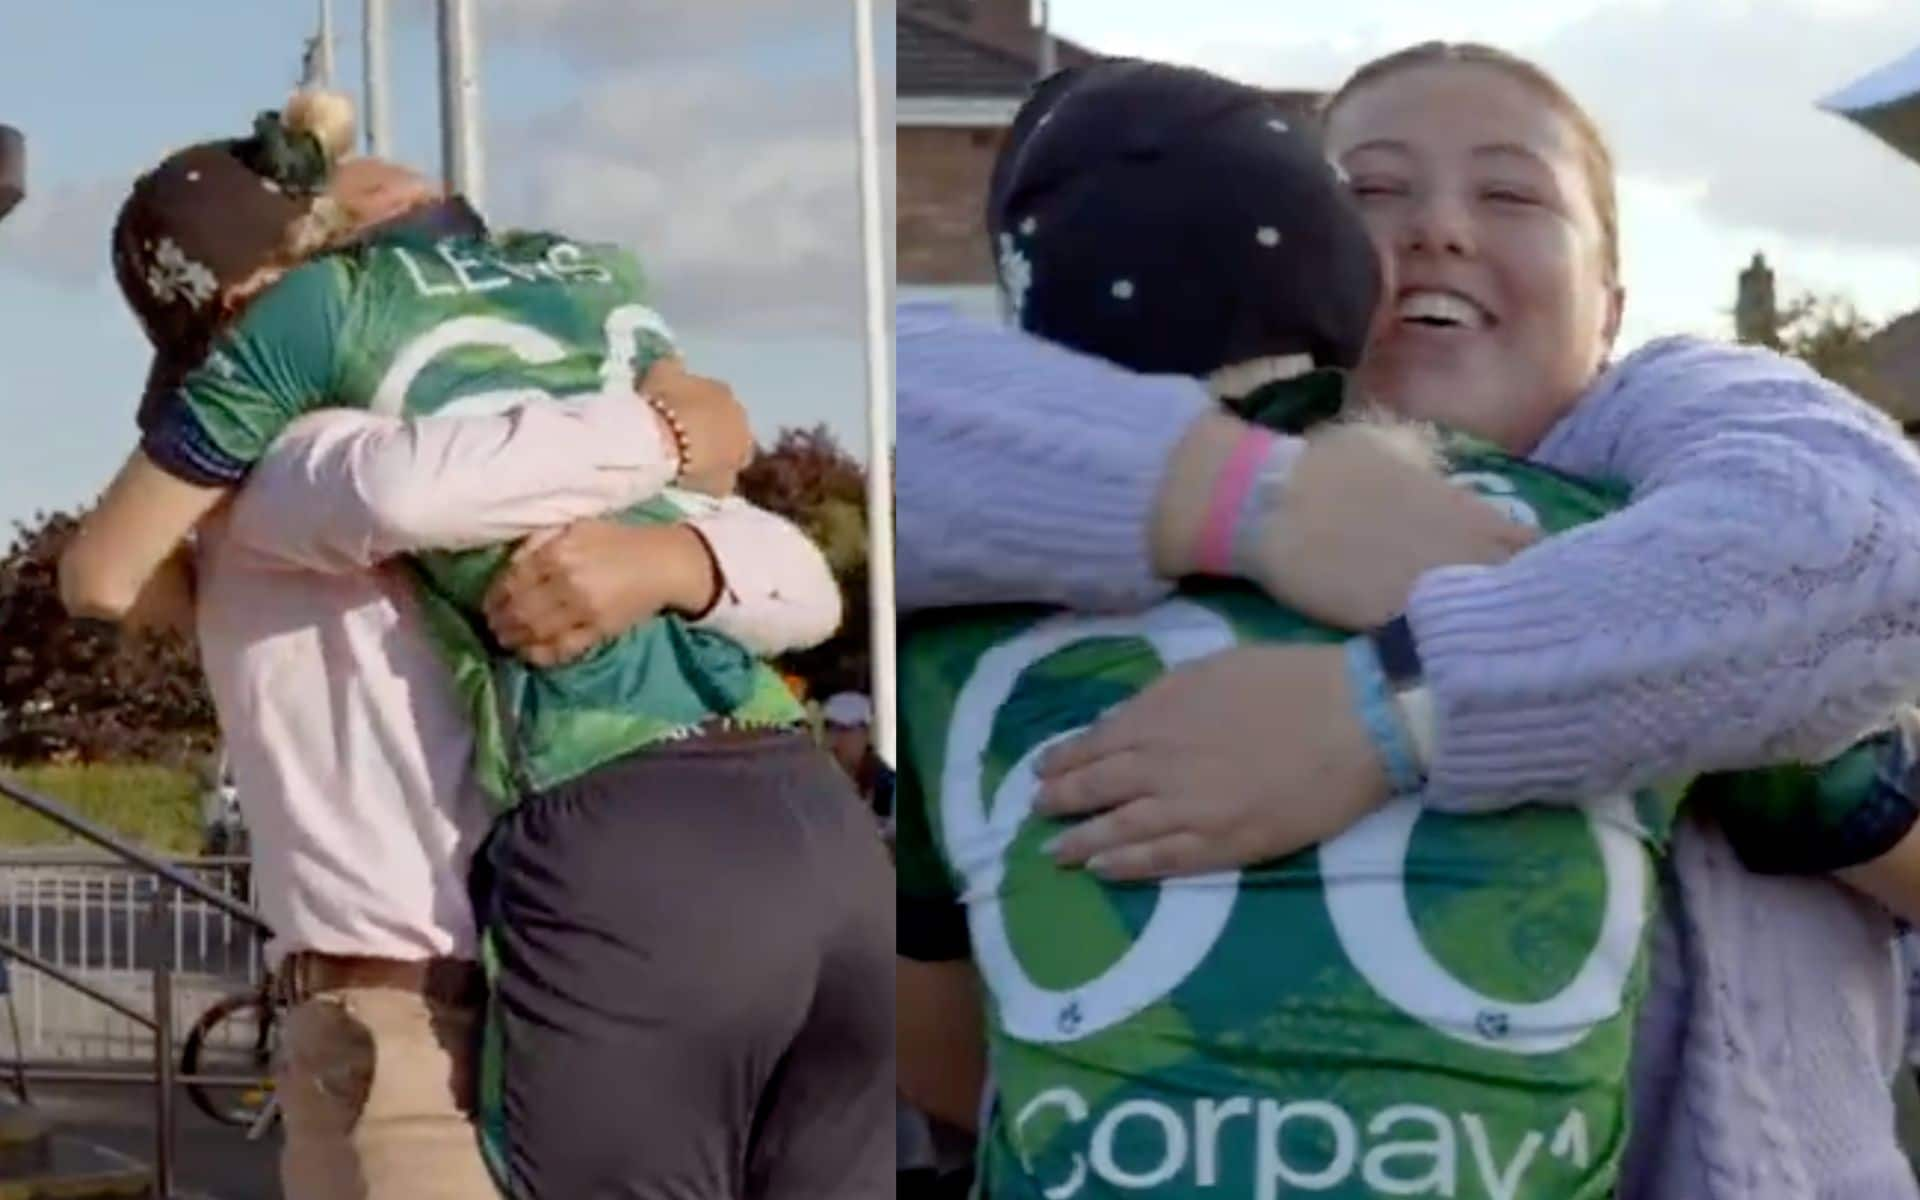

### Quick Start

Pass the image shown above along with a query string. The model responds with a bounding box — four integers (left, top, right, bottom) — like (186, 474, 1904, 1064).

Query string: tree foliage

(0, 513, 217, 765)
(737, 425, 874, 699)
(1771, 293, 1894, 412)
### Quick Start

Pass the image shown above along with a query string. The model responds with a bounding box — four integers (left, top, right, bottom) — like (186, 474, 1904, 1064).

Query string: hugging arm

(897, 303, 1206, 612)
(1693, 711, 1920, 923)
(1412, 339, 1920, 806)
(897, 303, 1529, 622)
(228, 390, 839, 659)
(62, 259, 351, 632)
(902, 310, 1920, 810)
(59, 452, 223, 635)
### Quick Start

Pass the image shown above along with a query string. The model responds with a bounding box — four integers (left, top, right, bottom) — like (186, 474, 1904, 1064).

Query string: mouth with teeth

(1395, 288, 1495, 333)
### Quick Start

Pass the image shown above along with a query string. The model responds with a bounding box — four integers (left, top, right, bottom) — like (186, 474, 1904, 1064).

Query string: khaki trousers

(275, 987, 498, 1200)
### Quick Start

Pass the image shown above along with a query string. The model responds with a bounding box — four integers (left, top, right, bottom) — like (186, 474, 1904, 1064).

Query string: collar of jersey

(1220, 369, 1348, 435)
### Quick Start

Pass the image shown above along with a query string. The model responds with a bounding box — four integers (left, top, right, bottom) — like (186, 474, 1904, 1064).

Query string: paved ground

(22, 1078, 279, 1200)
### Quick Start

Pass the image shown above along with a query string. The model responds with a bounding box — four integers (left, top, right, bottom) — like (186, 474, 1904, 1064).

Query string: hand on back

(1252, 421, 1537, 630)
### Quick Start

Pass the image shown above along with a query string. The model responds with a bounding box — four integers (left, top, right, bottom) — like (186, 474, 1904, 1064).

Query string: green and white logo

(942, 601, 1242, 1044)
(942, 597, 1649, 1056)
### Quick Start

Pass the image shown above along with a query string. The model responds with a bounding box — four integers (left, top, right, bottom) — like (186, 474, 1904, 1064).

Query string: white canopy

(1820, 44, 1920, 166)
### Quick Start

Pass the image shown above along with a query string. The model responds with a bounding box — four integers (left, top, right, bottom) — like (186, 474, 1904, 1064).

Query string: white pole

(1037, 0, 1056, 78)
(437, 0, 485, 206)
(852, 0, 896, 767)
(363, 0, 392, 156)
(316, 0, 336, 86)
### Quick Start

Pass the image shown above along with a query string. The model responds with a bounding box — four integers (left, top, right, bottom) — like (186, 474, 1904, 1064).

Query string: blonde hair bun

(283, 89, 356, 164)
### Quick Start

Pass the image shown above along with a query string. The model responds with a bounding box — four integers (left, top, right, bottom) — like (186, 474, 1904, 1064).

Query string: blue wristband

(1344, 637, 1425, 796)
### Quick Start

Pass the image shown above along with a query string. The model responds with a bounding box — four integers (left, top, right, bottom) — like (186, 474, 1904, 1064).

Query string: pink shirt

(197, 395, 840, 964)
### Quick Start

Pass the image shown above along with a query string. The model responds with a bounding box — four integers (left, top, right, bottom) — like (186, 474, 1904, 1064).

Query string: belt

(275, 952, 484, 1009)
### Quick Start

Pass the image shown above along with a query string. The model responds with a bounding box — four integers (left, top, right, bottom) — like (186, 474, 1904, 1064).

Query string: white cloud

(2, 4, 893, 341)
(0, 176, 122, 287)
(488, 60, 887, 335)
(1612, 172, 1920, 351)
(1536, 0, 1920, 252)
(458, 1, 891, 335)
(406, 0, 834, 67)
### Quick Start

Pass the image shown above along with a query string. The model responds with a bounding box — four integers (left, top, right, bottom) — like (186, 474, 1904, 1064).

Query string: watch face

(0, 125, 22, 224)
(1372, 615, 1424, 685)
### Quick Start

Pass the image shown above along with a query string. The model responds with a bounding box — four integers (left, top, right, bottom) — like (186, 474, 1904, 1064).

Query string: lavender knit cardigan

(898, 302, 1920, 1198)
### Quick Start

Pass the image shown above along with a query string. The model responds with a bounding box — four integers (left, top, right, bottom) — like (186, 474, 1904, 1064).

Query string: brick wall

(898, 124, 1008, 286)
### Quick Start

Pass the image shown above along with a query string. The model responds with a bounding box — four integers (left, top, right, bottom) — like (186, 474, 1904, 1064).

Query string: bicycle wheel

(180, 992, 278, 1129)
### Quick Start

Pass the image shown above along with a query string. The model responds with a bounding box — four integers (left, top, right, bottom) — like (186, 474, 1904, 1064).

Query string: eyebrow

(1340, 138, 1554, 170)
(1473, 142, 1552, 172)
(1339, 139, 1412, 159)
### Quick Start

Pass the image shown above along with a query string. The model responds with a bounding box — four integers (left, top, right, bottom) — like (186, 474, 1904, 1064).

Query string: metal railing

(0, 855, 263, 1059)
(0, 771, 272, 1199)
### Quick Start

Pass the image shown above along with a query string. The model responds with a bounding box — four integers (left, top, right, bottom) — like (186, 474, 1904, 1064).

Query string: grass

(0, 765, 203, 856)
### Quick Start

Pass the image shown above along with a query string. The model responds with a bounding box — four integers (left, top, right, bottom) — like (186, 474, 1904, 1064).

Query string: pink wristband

(1196, 426, 1278, 575)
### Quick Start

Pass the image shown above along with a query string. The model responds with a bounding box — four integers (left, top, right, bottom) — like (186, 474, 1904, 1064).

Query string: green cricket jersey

(898, 444, 1663, 1200)
(145, 212, 802, 808)
(898, 428, 1908, 1200)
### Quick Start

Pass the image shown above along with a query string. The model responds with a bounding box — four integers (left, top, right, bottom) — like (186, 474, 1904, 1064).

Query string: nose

(1401, 186, 1475, 259)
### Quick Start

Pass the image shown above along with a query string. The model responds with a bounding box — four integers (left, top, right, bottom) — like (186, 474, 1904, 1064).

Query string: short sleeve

(142, 258, 350, 486)
(1689, 726, 1920, 875)
(592, 242, 677, 374)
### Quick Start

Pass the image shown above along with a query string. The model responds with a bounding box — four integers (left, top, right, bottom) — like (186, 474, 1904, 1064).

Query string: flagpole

(438, 0, 485, 206)
(364, 0, 392, 156)
(316, 0, 336, 86)
(1037, 0, 1056, 78)
(852, 0, 896, 766)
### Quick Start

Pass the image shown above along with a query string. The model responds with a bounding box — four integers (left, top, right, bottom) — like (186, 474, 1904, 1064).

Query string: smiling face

(1326, 59, 1624, 454)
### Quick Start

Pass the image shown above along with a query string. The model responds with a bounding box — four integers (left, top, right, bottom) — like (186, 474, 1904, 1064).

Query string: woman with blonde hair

(899, 42, 1920, 1199)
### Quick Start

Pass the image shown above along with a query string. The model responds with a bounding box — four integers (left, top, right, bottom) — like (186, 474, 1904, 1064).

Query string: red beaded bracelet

(644, 392, 694, 482)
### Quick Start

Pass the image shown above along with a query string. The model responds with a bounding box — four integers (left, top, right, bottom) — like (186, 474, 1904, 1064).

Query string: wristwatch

(1368, 614, 1423, 688)
(1368, 615, 1436, 780)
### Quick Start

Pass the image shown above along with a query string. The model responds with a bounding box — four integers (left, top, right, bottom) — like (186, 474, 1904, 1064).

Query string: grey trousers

(478, 730, 895, 1200)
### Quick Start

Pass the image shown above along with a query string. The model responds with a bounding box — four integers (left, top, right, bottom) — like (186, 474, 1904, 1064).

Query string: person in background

(823, 691, 880, 802)
(825, 690, 896, 826)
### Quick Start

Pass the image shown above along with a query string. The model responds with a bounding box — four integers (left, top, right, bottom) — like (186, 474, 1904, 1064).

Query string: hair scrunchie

(236, 110, 334, 197)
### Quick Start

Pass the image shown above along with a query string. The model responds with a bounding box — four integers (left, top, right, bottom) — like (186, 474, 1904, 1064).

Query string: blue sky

(0, 1, 893, 529)
(1049, 0, 1920, 359)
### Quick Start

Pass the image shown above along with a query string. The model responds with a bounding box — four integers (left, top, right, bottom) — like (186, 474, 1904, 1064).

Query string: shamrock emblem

(1475, 1009, 1512, 1040)
(1057, 998, 1084, 1035)
(144, 238, 219, 311)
